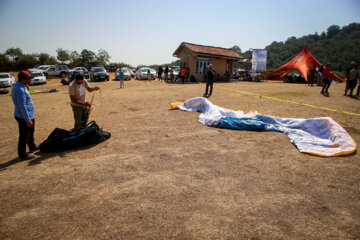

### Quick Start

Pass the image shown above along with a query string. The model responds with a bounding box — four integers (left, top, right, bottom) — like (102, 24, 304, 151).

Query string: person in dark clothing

(203, 64, 216, 98)
(317, 65, 324, 86)
(347, 63, 359, 97)
(164, 66, 169, 82)
(157, 66, 163, 81)
(344, 62, 356, 96)
(11, 70, 38, 160)
(308, 65, 316, 86)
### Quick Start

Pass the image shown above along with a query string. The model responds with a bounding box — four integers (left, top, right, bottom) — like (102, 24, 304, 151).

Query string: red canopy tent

(266, 47, 343, 82)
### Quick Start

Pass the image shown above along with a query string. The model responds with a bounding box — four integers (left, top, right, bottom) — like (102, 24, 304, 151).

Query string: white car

(29, 71, 47, 85)
(136, 67, 156, 80)
(129, 69, 135, 78)
(115, 68, 131, 80)
(0, 73, 15, 87)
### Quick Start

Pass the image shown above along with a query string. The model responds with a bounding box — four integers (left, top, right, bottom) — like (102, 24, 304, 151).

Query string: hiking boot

(29, 145, 39, 152)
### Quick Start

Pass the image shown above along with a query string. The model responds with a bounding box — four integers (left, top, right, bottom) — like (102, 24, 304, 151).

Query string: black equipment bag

(39, 121, 110, 152)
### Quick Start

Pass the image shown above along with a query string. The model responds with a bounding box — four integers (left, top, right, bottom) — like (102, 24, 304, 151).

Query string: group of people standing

(11, 70, 100, 160)
(308, 65, 324, 87)
(308, 62, 360, 98)
(156, 65, 187, 83)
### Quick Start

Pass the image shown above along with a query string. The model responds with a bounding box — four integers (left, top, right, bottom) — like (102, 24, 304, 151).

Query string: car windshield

(0, 74, 9, 78)
(31, 72, 43, 77)
(141, 69, 149, 73)
(38, 66, 49, 70)
(93, 67, 105, 72)
(122, 69, 129, 73)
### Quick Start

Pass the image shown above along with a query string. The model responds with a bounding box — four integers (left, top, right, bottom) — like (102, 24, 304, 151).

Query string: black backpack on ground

(39, 121, 110, 152)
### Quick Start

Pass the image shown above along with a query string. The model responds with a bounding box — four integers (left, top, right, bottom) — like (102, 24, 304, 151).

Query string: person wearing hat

(68, 73, 100, 128)
(11, 70, 38, 160)
(203, 64, 216, 98)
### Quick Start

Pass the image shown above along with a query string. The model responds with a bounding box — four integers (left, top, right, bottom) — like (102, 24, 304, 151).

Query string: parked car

(43, 65, 69, 78)
(70, 67, 89, 79)
(171, 66, 180, 80)
(115, 68, 132, 80)
(131, 68, 137, 74)
(28, 65, 51, 73)
(107, 65, 116, 72)
(129, 69, 135, 78)
(90, 67, 109, 81)
(29, 71, 46, 85)
(136, 67, 156, 80)
(121, 67, 135, 78)
(161, 67, 178, 80)
(0, 73, 15, 87)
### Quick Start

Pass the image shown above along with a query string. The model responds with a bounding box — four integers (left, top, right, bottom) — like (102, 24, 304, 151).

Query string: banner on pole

(252, 49, 267, 73)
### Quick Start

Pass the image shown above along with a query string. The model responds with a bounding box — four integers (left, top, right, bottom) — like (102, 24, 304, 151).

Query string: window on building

(196, 57, 211, 74)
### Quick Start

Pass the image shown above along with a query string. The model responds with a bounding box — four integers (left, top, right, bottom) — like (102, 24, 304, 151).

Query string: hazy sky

(0, 0, 359, 66)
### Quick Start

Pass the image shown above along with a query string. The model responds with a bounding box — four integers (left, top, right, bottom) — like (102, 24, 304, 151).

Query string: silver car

(115, 68, 131, 80)
(70, 67, 89, 79)
(136, 68, 156, 80)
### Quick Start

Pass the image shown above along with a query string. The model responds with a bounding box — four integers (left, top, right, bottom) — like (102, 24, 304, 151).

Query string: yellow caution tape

(215, 86, 360, 117)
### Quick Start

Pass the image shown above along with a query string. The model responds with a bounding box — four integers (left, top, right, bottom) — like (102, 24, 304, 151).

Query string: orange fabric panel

(266, 47, 344, 82)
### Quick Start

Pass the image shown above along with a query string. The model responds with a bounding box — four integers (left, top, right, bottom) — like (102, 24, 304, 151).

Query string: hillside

(241, 23, 360, 72)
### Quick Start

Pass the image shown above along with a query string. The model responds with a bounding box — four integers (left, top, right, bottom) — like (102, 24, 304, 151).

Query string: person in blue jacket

(11, 71, 38, 160)
(119, 68, 124, 88)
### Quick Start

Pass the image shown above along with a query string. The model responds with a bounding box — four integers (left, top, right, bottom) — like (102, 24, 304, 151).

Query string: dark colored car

(90, 67, 109, 81)
(108, 65, 116, 72)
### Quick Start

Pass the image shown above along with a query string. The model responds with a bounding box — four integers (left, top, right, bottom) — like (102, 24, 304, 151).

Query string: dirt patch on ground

(1, 75, 359, 239)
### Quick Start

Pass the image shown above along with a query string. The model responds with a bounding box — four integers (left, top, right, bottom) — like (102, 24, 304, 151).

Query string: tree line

(0, 46, 181, 72)
(0, 48, 114, 71)
(232, 22, 360, 73)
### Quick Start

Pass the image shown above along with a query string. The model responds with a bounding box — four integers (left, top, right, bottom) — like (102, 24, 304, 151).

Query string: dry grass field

(0, 73, 359, 239)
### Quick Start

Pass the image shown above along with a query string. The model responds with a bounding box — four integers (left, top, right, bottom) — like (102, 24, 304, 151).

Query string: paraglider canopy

(266, 47, 343, 82)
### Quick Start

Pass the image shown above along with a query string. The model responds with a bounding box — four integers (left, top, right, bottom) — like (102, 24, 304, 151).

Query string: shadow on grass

(0, 143, 102, 170)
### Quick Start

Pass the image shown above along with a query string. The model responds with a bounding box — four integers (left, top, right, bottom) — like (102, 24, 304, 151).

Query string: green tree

(97, 49, 110, 66)
(69, 50, 81, 67)
(231, 45, 242, 54)
(5, 47, 23, 62)
(326, 25, 340, 39)
(80, 49, 96, 66)
(49, 56, 58, 65)
(0, 53, 12, 71)
(56, 48, 70, 63)
(38, 53, 52, 65)
(16, 54, 38, 70)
